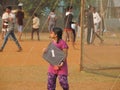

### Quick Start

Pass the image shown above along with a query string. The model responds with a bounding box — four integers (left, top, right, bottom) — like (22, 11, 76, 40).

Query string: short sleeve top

(48, 39, 69, 75)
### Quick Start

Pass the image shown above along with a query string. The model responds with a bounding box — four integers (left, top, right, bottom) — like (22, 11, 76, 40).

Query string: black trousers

(31, 28, 40, 40)
(87, 28, 93, 44)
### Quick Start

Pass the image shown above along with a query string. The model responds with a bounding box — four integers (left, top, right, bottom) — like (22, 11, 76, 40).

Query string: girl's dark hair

(53, 27, 63, 43)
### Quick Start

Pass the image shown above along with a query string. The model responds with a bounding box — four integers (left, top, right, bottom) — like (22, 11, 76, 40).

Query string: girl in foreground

(43, 27, 69, 90)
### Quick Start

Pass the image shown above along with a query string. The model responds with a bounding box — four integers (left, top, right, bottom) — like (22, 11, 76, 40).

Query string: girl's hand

(53, 61, 64, 70)
(53, 65, 59, 70)
(42, 48, 47, 53)
(58, 61, 64, 67)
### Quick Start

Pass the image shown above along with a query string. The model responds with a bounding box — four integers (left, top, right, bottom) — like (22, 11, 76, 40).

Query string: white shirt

(33, 17, 40, 29)
(65, 11, 73, 16)
(48, 12, 56, 24)
(2, 12, 9, 20)
(93, 12, 101, 24)
(2, 12, 15, 31)
(2, 12, 9, 25)
(71, 23, 76, 30)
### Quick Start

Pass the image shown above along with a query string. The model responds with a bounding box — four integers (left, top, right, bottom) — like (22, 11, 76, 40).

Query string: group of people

(0, 5, 104, 90)
(0, 5, 41, 52)
(0, 6, 23, 52)
(0, 5, 72, 90)
(47, 6, 77, 48)
(44, 6, 77, 90)
(0, 5, 78, 52)
(0, 5, 77, 90)
(43, 5, 104, 90)
(86, 5, 104, 45)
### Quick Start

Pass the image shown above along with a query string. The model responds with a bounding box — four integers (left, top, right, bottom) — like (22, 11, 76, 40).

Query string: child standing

(47, 9, 57, 33)
(31, 13, 40, 40)
(43, 27, 69, 90)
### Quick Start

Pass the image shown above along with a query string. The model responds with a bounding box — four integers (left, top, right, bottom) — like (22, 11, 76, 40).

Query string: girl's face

(50, 31, 57, 39)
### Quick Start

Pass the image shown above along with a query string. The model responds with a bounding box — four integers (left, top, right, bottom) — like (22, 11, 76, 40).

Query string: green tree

(0, 0, 18, 16)
(20, 0, 60, 16)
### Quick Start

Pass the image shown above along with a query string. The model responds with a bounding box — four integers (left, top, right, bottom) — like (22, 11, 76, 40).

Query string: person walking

(92, 7, 103, 44)
(16, 6, 24, 41)
(31, 13, 40, 40)
(43, 27, 69, 90)
(0, 6, 22, 52)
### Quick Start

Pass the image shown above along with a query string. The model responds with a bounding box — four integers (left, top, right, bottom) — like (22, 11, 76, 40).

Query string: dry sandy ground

(0, 33, 120, 90)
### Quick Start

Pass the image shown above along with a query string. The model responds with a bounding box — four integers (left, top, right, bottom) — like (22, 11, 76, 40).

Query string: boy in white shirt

(93, 8, 101, 32)
(92, 7, 103, 44)
(31, 13, 40, 40)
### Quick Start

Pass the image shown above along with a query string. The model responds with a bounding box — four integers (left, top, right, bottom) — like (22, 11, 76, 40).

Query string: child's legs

(63, 30, 69, 42)
(0, 31, 10, 49)
(58, 75, 69, 90)
(72, 29, 76, 42)
(68, 31, 75, 47)
(18, 25, 23, 40)
(94, 24, 98, 32)
(68, 31, 74, 42)
(1, 28, 7, 39)
(47, 73, 57, 90)
(31, 29, 35, 39)
(36, 29, 40, 40)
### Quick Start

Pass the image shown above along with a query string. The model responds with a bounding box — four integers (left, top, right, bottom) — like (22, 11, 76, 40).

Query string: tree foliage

(0, 0, 18, 16)
(20, 0, 60, 16)
(18, 0, 81, 16)
(0, 0, 81, 16)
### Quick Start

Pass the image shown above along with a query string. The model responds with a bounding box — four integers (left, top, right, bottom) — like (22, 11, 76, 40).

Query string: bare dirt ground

(0, 32, 120, 90)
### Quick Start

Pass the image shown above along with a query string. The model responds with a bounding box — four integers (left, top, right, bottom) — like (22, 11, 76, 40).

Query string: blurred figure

(93, 7, 101, 33)
(77, 13, 81, 38)
(63, 6, 74, 48)
(31, 13, 40, 40)
(16, 6, 24, 41)
(47, 9, 57, 33)
(86, 5, 94, 44)
(0, 6, 22, 52)
(1, 9, 9, 39)
(92, 7, 103, 44)
(71, 21, 77, 42)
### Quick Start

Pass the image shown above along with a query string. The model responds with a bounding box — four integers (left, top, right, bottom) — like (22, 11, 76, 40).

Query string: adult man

(86, 6, 94, 44)
(16, 6, 24, 41)
(0, 6, 22, 52)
